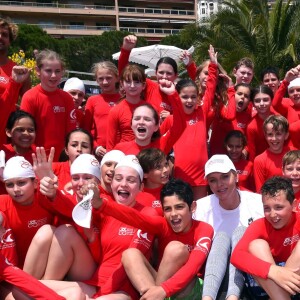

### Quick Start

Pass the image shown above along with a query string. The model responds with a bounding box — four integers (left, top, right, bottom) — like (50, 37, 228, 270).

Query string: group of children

(2, 16, 300, 300)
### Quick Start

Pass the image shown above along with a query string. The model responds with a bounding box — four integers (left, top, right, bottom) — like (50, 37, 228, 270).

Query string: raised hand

(284, 65, 300, 83)
(208, 44, 218, 64)
(11, 66, 31, 83)
(180, 50, 192, 66)
(39, 175, 58, 199)
(122, 35, 137, 51)
(32, 147, 55, 180)
(219, 73, 234, 88)
(95, 146, 107, 158)
(159, 79, 175, 95)
(84, 182, 103, 210)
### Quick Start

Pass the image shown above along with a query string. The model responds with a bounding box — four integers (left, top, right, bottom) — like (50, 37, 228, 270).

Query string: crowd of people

(1, 17, 300, 300)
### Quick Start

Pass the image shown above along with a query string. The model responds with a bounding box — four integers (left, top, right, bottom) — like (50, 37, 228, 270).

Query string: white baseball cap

(205, 155, 236, 178)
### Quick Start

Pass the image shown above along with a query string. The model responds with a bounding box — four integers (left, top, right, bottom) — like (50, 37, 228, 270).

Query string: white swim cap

(3, 156, 35, 181)
(71, 154, 100, 180)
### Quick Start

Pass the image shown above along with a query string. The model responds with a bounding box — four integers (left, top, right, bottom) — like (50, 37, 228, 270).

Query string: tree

(180, 0, 300, 82)
(10, 25, 148, 74)
(10, 24, 59, 58)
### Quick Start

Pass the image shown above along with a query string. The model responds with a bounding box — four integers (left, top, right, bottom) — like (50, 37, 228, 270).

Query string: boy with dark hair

(231, 176, 300, 299)
(260, 66, 280, 93)
(136, 148, 170, 215)
(253, 115, 292, 192)
(90, 178, 214, 299)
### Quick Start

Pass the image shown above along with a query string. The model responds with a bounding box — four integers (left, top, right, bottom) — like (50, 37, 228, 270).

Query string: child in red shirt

(136, 148, 170, 216)
(254, 115, 292, 192)
(231, 176, 300, 299)
(63, 77, 86, 129)
(118, 35, 178, 118)
(114, 79, 186, 156)
(224, 130, 254, 191)
(2, 110, 36, 164)
(0, 110, 37, 195)
(282, 150, 300, 213)
(0, 156, 54, 268)
(83, 61, 121, 158)
(247, 85, 277, 161)
(106, 64, 147, 151)
(20, 50, 76, 161)
(37, 155, 157, 299)
(0, 212, 70, 300)
(0, 65, 31, 146)
(52, 128, 93, 192)
(90, 178, 214, 299)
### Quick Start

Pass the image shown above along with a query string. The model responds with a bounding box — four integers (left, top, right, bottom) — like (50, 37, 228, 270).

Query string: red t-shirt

(114, 91, 186, 156)
(118, 48, 172, 114)
(83, 93, 120, 149)
(136, 186, 163, 216)
(246, 107, 278, 161)
(231, 213, 300, 279)
(254, 146, 293, 192)
(20, 85, 76, 161)
(106, 99, 147, 151)
(234, 159, 255, 192)
(86, 201, 156, 298)
(97, 199, 214, 297)
(272, 80, 300, 122)
(52, 161, 71, 191)
(0, 79, 22, 146)
(0, 193, 54, 267)
(0, 60, 16, 95)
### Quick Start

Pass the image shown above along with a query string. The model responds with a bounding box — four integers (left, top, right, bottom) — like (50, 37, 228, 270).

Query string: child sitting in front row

(90, 178, 214, 299)
(231, 176, 300, 299)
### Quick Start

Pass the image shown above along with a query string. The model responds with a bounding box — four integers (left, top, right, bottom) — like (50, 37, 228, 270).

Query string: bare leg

(285, 240, 300, 273)
(23, 224, 56, 279)
(94, 293, 131, 300)
(156, 241, 197, 298)
(193, 185, 208, 200)
(41, 279, 97, 298)
(43, 224, 97, 281)
(249, 239, 290, 300)
(156, 241, 189, 285)
(57, 286, 88, 300)
(122, 248, 156, 295)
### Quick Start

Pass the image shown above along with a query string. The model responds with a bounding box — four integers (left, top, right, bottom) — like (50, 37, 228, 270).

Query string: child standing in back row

(253, 115, 292, 192)
(20, 49, 76, 161)
(83, 61, 121, 158)
(106, 64, 147, 151)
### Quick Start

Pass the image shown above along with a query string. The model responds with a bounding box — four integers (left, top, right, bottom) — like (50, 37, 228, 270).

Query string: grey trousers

(202, 226, 247, 299)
